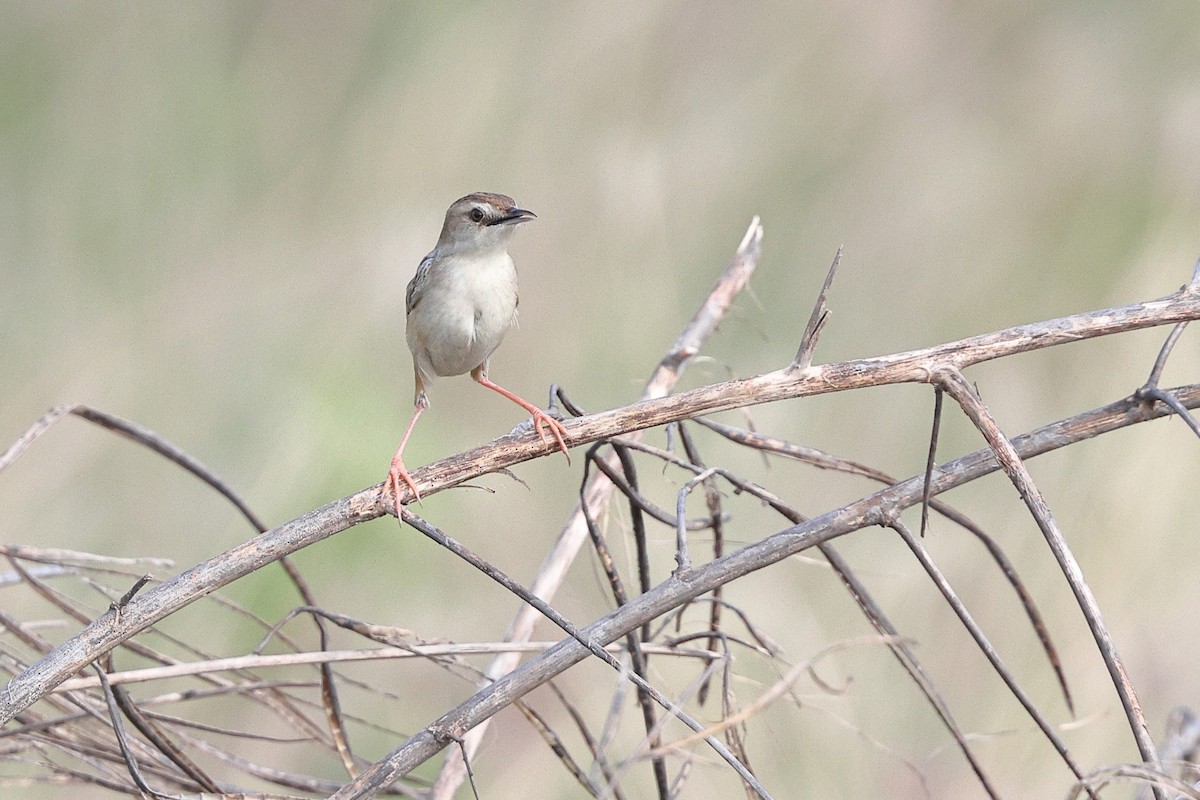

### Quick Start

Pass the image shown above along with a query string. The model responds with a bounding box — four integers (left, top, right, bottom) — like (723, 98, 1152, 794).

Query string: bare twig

(514, 698, 608, 797)
(932, 367, 1163, 799)
(113, 576, 153, 611)
(920, 388, 943, 537)
(673, 468, 720, 574)
(548, 681, 628, 800)
(576, 445, 670, 797)
(1144, 322, 1187, 388)
(48, 642, 717, 695)
(0, 545, 172, 570)
(1135, 321, 1200, 438)
(793, 245, 843, 369)
(93, 662, 163, 798)
(674, 421, 726, 706)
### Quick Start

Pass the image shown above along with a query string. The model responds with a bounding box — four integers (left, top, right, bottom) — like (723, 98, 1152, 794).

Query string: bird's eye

(469, 208, 485, 223)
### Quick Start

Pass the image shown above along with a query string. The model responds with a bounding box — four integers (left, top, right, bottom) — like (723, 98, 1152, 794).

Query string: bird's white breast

(406, 248, 519, 378)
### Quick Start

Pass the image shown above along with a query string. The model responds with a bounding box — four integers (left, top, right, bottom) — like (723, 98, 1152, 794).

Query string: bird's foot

(529, 408, 571, 465)
(385, 457, 421, 516)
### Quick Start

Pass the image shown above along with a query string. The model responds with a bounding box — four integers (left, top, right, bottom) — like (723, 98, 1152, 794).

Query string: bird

(384, 192, 570, 515)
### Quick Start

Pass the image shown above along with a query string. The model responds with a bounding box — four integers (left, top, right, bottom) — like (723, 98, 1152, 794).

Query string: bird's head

(437, 192, 536, 254)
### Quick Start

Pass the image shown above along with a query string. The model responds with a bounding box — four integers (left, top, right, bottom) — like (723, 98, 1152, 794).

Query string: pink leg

(386, 404, 425, 515)
(473, 374, 570, 463)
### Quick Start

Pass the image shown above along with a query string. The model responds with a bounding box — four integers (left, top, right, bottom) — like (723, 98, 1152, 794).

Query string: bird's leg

(386, 402, 426, 515)
(471, 368, 570, 463)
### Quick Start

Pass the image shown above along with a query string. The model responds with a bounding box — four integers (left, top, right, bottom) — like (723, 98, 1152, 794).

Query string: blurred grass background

(1, 2, 1198, 797)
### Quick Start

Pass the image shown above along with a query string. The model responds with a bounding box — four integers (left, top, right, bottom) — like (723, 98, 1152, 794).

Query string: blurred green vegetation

(2, 3, 1199, 797)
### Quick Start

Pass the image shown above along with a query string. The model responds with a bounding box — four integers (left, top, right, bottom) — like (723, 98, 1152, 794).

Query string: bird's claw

(386, 459, 421, 516)
(530, 409, 571, 465)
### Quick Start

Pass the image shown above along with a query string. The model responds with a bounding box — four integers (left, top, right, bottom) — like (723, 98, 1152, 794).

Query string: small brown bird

(385, 192, 570, 514)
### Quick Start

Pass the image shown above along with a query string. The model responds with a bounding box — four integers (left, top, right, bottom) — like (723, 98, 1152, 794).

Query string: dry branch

(3, 279, 1197, 728)
(2, 236, 1199, 798)
(935, 366, 1162, 792)
(330, 381, 1200, 797)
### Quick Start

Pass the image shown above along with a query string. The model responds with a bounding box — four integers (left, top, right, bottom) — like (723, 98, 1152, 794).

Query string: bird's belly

(409, 287, 516, 378)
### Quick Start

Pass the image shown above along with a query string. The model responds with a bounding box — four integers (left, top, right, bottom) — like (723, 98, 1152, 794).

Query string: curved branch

(332, 385, 1200, 796)
(2, 283, 1198, 726)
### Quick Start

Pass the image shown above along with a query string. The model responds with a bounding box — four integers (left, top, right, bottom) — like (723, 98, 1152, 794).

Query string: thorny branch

(0, 226, 1197, 798)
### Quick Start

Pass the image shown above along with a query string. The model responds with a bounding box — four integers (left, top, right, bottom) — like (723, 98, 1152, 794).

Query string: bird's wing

(405, 252, 436, 315)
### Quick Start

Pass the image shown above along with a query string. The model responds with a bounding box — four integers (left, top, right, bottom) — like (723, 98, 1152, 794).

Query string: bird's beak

(490, 207, 536, 226)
